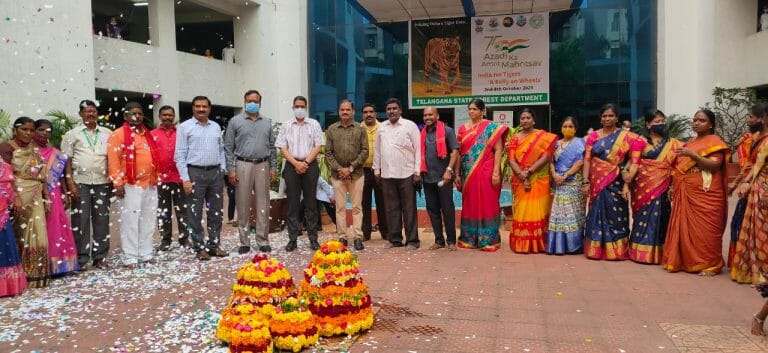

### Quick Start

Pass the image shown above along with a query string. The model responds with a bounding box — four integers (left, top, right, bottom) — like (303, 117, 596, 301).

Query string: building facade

(1, 0, 766, 131)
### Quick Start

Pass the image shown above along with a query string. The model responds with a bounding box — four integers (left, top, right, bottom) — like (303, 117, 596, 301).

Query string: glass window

(309, 0, 656, 132)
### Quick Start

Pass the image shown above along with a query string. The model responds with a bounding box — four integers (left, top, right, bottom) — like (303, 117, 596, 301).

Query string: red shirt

(150, 126, 182, 183)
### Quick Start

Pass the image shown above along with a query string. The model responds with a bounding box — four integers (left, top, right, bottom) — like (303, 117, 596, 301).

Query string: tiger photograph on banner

(410, 18, 472, 99)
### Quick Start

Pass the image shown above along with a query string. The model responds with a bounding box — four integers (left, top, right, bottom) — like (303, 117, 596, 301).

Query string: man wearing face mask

(107, 102, 159, 267)
(275, 96, 324, 251)
(224, 90, 276, 254)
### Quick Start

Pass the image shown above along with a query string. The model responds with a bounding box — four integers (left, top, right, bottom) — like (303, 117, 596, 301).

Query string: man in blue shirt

(174, 96, 228, 261)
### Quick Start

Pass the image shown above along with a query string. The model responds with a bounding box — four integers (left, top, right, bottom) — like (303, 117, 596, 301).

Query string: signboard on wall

(409, 13, 549, 108)
(493, 110, 514, 128)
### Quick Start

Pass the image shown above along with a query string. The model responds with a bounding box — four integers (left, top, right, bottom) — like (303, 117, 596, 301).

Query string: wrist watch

(445, 167, 454, 175)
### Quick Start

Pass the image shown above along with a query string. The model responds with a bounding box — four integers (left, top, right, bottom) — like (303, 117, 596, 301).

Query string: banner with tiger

(409, 13, 549, 108)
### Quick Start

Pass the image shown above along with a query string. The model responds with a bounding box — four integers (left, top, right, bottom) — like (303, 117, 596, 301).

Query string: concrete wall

(658, 0, 768, 116)
(235, 0, 309, 122)
(713, 0, 768, 89)
(0, 0, 96, 117)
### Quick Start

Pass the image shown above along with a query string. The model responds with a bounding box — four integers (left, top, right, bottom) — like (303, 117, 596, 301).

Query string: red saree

(508, 129, 557, 253)
(730, 135, 768, 284)
(457, 120, 508, 251)
(661, 134, 729, 274)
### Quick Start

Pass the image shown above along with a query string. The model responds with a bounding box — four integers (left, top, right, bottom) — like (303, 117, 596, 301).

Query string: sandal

(428, 243, 445, 250)
(447, 244, 458, 251)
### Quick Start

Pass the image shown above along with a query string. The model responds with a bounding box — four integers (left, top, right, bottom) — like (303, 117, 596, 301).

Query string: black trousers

(362, 167, 388, 239)
(381, 176, 419, 247)
(283, 161, 319, 241)
(187, 167, 224, 251)
(224, 175, 236, 221)
(299, 199, 336, 231)
(71, 183, 112, 266)
(423, 181, 456, 245)
(157, 182, 189, 243)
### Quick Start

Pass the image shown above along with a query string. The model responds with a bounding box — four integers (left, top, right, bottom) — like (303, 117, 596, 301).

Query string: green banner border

(411, 93, 548, 107)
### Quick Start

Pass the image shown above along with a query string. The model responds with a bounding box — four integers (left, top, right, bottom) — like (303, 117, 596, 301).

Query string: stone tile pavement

(0, 195, 766, 352)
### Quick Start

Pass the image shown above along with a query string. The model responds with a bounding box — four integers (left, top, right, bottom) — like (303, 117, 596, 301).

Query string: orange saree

(508, 130, 557, 253)
(661, 135, 729, 274)
(730, 135, 768, 284)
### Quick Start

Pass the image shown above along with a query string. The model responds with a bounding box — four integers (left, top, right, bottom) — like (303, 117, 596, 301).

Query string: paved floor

(1, 198, 766, 353)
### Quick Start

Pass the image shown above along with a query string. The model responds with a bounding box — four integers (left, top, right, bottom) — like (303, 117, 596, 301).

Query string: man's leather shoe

(179, 238, 190, 248)
(92, 259, 108, 269)
(259, 245, 272, 253)
(339, 238, 348, 247)
(196, 250, 211, 261)
(354, 239, 365, 251)
(363, 233, 371, 241)
(158, 240, 172, 251)
(285, 240, 297, 252)
(208, 247, 229, 257)
(238, 246, 251, 254)
(310, 239, 321, 250)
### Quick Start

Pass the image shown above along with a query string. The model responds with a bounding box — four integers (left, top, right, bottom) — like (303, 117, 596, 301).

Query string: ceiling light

(133, 2, 148, 6)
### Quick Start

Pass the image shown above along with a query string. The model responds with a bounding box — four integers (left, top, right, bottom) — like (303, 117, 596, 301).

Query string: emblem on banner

(516, 15, 527, 27)
(503, 16, 514, 27)
(530, 14, 544, 29)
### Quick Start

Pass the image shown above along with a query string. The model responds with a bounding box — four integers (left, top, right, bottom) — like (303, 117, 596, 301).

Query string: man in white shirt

(373, 98, 421, 250)
(61, 100, 113, 270)
(275, 96, 324, 252)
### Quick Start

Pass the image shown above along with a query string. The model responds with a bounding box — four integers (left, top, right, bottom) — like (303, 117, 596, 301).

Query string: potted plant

(705, 86, 759, 183)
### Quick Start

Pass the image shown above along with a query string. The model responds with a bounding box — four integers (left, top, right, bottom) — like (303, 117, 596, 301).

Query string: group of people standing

(2, 93, 767, 303)
(504, 103, 733, 276)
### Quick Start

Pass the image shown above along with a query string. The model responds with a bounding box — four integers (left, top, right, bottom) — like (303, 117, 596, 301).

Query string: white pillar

(657, 0, 716, 116)
(235, 0, 307, 123)
(0, 0, 95, 117)
(148, 0, 180, 124)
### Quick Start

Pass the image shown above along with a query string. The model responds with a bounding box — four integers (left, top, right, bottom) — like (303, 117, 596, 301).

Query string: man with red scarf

(107, 102, 159, 268)
(420, 107, 459, 251)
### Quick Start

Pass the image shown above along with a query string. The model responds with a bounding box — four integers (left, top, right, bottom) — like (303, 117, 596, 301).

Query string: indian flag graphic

(496, 38, 529, 53)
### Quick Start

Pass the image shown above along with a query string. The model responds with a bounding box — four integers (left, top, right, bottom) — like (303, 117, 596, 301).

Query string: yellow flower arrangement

(298, 240, 375, 337)
(269, 298, 319, 352)
(228, 316, 273, 353)
(231, 254, 296, 307)
(313, 306, 374, 336)
(217, 302, 260, 343)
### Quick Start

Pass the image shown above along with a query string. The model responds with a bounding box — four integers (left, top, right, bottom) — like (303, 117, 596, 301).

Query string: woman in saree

(455, 99, 508, 251)
(623, 109, 682, 264)
(728, 108, 765, 268)
(581, 103, 639, 260)
(731, 103, 768, 284)
(0, 117, 51, 288)
(546, 117, 586, 255)
(661, 109, 729, 276)
(507, 108, 557, 253)
(35, 119, 79, 275)
(0, 158, 28, 297)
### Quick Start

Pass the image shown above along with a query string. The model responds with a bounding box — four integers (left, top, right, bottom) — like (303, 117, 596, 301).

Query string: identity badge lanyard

(83, 129, 99, 151)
